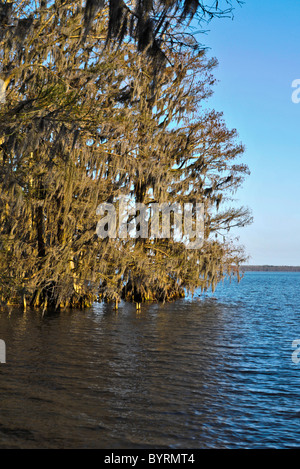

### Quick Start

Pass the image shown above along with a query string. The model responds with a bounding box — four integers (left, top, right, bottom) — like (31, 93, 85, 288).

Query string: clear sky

(195, 0, 300, 265)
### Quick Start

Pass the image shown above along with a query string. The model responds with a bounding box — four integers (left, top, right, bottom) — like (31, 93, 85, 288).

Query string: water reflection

(0, 273, 300, 448)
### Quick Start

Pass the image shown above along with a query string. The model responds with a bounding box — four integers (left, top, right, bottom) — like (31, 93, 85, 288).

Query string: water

(0, 271, 300, 448)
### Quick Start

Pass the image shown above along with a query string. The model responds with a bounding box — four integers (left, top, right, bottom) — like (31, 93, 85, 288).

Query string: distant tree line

(241, 266, 300, 272)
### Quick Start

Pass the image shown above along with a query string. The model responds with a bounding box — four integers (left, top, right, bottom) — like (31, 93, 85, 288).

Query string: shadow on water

(1, 272, 300, 448)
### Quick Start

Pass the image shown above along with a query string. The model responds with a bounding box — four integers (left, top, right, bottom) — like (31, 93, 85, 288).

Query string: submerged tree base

(121, 283, 186, 304)
(2, 286, 186, 313)
(0, 266, 244, 313)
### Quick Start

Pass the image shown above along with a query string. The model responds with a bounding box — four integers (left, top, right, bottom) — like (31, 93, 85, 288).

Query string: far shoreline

(240, 265, 300, 272)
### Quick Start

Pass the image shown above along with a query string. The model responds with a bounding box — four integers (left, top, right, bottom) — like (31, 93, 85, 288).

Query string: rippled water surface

(1, 271, 300, 448)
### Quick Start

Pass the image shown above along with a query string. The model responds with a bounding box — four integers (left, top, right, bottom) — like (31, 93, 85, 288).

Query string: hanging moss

(0, 1, 251, 313)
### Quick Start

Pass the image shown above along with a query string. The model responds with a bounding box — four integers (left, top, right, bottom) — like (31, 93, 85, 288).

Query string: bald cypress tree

(99, 47, 252, 305)
(0, 0, 251, 311)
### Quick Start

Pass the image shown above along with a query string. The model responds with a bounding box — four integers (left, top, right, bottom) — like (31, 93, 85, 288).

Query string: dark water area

(0, 272, 300, 448)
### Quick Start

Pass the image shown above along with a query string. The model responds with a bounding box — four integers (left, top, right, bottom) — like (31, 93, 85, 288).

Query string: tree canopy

(84, 0, 243, 60)
(0, 0, 251, 311)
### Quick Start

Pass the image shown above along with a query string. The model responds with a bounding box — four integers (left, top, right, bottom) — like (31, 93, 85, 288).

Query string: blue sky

(196, 0, 300, 265)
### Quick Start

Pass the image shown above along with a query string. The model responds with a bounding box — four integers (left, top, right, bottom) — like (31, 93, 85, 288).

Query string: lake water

(0, 271, 300, 449)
